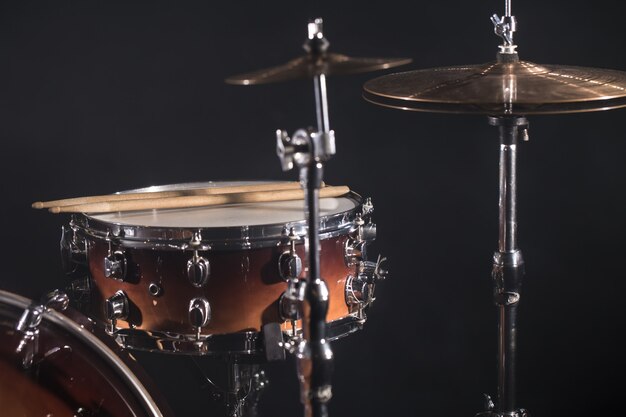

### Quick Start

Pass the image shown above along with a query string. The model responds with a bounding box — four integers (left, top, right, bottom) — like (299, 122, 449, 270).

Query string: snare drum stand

(276, 18, 336, 417)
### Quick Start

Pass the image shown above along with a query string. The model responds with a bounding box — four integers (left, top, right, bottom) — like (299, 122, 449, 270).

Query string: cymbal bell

(363, 58, 626, 115)
(226, 53, 412, 85)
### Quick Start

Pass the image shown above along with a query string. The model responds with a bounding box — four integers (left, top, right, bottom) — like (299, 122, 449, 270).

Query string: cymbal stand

(480, 2, 529, 416)
(276, 18, 336, 417)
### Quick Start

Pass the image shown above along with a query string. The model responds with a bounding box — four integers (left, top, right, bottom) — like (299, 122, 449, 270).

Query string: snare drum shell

(84, 234, 353, 336)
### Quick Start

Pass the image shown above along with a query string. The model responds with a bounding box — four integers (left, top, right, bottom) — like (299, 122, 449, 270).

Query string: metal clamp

(276, 128, 336, 172)
(303, 17, 330, 56)
(491, 14, 517, 46)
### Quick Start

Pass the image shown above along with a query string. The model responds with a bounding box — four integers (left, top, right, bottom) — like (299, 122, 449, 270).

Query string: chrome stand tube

(314, 74, 330, 133)
(478, 116, 529, 417)
(294, 74, 333, 417)
(275, 19, 335, 417)
(297, 160, 333, 417)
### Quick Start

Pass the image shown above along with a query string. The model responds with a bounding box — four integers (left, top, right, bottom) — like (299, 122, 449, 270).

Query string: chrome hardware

(187, 253, 210, 288)
(278, 228, 302, 280)
(345, 211, 377, 266)
(491, 0, 518, 54)
(276, 128, 336, 172)
(276, 129, 310, 171)
(359, 256, 389, 283)
(344, 239, 364, 267)
(279, 279, 306, 322)
(484, 394, 496, 411)
(348, 213, 377, 243)
(16, 290, 70, 333)
(186, 231, 211, 287)
(16, 290, 70, 368)
(74, 407, 90, 417)
(148, 282, 162, 297)
(345, 256, 388, 311)
(68, 277, 92, 307)
(104, 239, 127, 281)
(111, 315, 359, 355)
(60, 224, 87, 275)
(104, 290, 129, 333)
(491, 14, 516, 46)
(189, 297, 211, 329)
(70, 187, 364, 251)
(361, 197, 374, 217)
(345, 275, 373, 309)
(41, 290, 70, 312)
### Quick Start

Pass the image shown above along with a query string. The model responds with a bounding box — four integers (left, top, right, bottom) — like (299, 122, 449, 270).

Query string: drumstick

(48, 185, 350, 214)
(32, 181, 311, 209)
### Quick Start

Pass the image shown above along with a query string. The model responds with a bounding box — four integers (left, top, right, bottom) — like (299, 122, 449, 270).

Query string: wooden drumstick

(32, 181, 311, 209)
(48, 185, 350, 214)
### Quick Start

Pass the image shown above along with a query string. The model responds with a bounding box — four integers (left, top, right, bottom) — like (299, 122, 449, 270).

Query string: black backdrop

(1, 1, 625, 416)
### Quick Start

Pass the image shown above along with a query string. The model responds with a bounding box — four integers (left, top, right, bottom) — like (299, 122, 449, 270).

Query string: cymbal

(363, 59, 626, 115)
(226, 53, 412, 85)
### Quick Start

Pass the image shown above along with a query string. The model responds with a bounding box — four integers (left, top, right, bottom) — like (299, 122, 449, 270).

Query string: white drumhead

(89, 182, 358, 228)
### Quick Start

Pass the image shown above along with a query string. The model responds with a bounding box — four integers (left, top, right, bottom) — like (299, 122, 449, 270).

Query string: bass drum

(0, 289, 173, 417)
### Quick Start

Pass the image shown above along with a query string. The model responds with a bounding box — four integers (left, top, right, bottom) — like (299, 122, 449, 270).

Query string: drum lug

(104, 250, 127, 281)
(344, 212, 377, 266)
(60, 223, 87, 276)
(104, 290, 129, 333)
(189, 297, 211, 336)
(187, 253, 210, 288)
(186, 231, 210, 287)
(348, 213, 377, 243)
(279, 279, 306, 322)
(104, 235, 127, 281)
(279, 228, 303, 281)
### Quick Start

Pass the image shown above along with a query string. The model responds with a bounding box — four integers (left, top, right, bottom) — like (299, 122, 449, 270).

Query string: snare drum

(63, 182, 384, 356)
(0, 289, 172, 417)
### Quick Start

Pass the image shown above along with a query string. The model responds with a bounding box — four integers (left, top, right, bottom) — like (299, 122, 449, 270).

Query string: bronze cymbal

(363, 59, 626, 115)
(226, 53, 412, 85)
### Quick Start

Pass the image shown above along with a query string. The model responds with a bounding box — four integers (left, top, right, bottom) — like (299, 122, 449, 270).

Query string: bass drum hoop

(0, 289, 165, 417)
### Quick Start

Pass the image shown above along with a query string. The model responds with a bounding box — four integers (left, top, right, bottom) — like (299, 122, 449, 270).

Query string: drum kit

(3, 0, 626, 416)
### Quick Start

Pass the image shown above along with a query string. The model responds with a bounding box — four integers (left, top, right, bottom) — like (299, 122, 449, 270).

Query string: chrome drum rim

(71, 182, 364, 250)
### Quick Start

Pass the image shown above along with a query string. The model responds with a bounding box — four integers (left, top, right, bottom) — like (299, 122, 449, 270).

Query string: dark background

(1, 1, 625, 416)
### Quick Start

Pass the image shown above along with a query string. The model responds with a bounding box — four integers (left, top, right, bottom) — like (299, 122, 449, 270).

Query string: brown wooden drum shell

(84, 234, 353, 336)
(0, 291, 172, 417)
